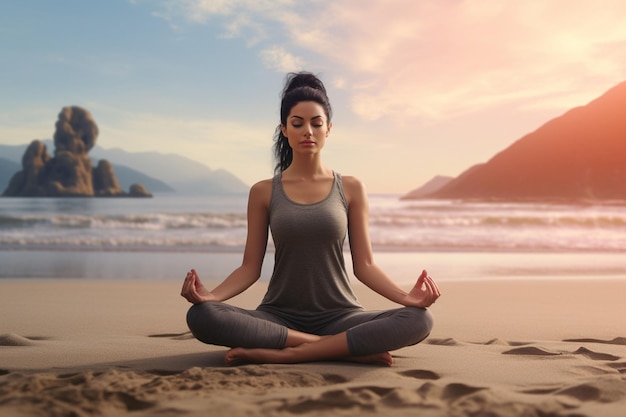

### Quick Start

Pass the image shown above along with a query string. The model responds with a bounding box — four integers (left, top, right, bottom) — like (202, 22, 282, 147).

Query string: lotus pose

(181, 72, 441, 365)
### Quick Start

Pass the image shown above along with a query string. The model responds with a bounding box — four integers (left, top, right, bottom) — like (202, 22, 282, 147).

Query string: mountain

(401, 175, 453, 199)
(89, 146, 249, 194)
(0, 158, 21, 192)
(418, 81, 626, 201)
(0, 142, 249, 194)
(0, 144, 27, 162)
(102, 164, 174, 193)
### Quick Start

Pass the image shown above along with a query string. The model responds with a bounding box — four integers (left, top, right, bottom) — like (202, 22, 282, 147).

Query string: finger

(422, 279, 439, 304)
(181, 273, 191, 292)
(424, 286, 436, 305)
(181, 271, 195, 295)
(416, 269, 427, 287)
(423, 279, 438, 300)
(429, 278, 440, 294)
(424, 275, 441, 297)
(181, 281, 192, 298)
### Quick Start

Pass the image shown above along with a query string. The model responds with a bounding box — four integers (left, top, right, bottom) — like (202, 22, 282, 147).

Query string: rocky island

(3, 106, 151, 197)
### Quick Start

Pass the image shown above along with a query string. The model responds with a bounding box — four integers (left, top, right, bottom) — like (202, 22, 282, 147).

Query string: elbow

(352, 262, 372, 282)
(248, 267, 263, 283)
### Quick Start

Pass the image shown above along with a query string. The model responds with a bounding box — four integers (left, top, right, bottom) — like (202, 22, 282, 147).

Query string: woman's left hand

(401, 270, 441, 308)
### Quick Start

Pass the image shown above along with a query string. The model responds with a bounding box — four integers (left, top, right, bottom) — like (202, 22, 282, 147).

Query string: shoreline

(1, 250, 625, 283)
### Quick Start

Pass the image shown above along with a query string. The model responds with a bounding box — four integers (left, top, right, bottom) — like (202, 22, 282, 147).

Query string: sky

(1, 1, 626, 193)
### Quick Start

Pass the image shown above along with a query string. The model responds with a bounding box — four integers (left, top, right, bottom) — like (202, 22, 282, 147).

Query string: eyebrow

(289, 115, 324, 120)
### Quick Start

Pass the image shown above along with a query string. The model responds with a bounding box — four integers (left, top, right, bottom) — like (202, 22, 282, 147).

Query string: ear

(326, 121, 332, 136)
(280, 124, 287, 138)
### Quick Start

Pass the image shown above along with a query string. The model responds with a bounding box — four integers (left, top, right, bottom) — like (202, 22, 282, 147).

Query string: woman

(181, 71, 440, 366)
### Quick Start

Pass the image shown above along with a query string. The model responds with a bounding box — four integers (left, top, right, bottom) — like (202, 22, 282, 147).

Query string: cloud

(84, 104, 276, 183)
(259, 46, 303, 72)
(151, 0, 626, 124)
(0, 106, 61, 143)
(296, 1, 626, 123)
(95, 107, 270, 153)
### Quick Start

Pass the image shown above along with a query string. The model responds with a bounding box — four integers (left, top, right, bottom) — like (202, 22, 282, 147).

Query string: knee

(186, 302, 223, 344)
(405, 307, 434, 345)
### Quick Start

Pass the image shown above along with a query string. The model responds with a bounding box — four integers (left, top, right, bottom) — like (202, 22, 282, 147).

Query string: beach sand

(1, 277, 625, 417)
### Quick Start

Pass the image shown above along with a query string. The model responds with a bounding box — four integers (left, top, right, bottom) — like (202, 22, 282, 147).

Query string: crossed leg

(225, 331, 393, 366)
(187, 301, 430, 367)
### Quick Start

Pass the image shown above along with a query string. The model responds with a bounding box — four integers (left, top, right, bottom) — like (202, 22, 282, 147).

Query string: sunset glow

(2, 0, 626, 192)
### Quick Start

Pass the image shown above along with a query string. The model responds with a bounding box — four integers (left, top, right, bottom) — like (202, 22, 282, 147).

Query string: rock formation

(3, 140, 50, 196)
(92, 159, 124, 196)
(3, 106, 151, 197)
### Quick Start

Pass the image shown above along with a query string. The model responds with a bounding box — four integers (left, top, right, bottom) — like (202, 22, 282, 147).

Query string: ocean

(1, 194, 625, 283)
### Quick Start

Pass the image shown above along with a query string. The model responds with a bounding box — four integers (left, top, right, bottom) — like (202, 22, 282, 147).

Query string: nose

(303, 124, 313, 136)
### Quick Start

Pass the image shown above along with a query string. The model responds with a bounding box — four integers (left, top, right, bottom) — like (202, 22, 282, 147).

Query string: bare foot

(225, 347, 293, 366)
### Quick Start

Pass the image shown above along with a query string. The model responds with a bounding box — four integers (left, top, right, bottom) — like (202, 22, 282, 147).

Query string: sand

(1, 277, 625, 417)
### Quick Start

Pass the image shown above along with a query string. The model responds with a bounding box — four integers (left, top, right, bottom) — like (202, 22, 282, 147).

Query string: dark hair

(273, 72, 333, 173)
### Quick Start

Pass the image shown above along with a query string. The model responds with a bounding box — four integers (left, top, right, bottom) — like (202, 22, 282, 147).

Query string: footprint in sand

(148, 332, 195, 340)
(485, 338, 531, 346)
(564, 337, 626, 345)
(426, 337, 464, 346)
(520, 386, 561, 395)
(502, 345, 621, 361)
(573, 347, 620, 361)
(554, 377, 626, 403)
(441, 383, 487, 402)
(0, 333, 49, 346)
(607, 362, 626, 374)
(398, 369, 440, 380)
(502, 346, 563, 356)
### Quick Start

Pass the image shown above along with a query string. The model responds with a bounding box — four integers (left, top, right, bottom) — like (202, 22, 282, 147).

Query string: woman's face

(281, 101, 331, 156)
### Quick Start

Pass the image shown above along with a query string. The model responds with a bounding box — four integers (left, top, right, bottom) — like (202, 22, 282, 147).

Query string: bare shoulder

(251, 178, 273, 192)
(249, 179, 273, 206)
(340, 175, 368, 205)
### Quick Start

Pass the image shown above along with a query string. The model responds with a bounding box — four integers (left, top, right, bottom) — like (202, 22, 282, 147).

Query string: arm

(181, 180, 271, 304)
(344, 176, 440, 308)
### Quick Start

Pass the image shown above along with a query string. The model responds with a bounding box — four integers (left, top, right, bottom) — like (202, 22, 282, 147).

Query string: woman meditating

(181, 71, 441, 366)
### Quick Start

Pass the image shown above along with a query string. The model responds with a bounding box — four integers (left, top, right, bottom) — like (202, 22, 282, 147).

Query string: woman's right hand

(180, 269, 217, 304)
(401, 269, 441, 308)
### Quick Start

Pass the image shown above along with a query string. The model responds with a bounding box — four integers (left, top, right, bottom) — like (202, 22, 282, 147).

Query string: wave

(0, 213, 247, 231)
(4, 212, 626, 231)
(369, 214, 626, 228)
(2, 196, 626, 252)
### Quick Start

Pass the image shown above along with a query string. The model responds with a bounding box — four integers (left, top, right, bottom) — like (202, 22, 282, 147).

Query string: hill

(0, 158, 21, 192)
(90, 146, 249, 194)
(102, 164, 174, 193)
(0, 142, 248, 195)
(419, 81, 626, 201)
(401, 175, 453, 199)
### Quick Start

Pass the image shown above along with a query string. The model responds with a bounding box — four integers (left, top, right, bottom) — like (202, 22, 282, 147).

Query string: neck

(285, 155, 330, 179)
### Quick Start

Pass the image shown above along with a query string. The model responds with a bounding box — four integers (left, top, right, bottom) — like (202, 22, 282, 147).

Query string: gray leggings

(186, 302, 433, 356)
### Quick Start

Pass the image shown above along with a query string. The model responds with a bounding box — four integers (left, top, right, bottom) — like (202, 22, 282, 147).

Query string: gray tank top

(258, 171, 363, 320)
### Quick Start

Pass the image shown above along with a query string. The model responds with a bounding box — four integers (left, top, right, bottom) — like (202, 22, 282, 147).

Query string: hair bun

(282, 72, 327, 97)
